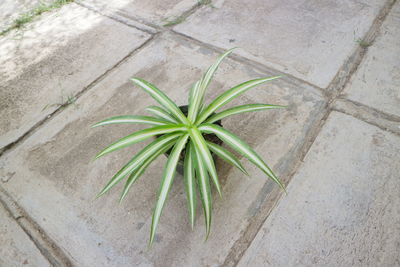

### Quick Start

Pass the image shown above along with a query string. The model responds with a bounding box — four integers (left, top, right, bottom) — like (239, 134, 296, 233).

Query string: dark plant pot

(163, 105, 223, 175)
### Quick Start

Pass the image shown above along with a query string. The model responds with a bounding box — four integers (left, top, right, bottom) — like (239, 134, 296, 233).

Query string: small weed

(198, 0, 212, 4)
(0, 0, 74, 36)
(163, 16, 186, 27)
(198, 0, 215, 8)
(42, 94, 77, 111)
(356, 38, 371, 48)
(14, 14, 33, 28)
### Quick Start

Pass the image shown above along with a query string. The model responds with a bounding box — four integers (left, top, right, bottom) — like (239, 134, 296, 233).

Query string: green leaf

(204, 104, 286, 124)
(188, 48, 235, 122)
(200, 48, 236, 93)
(187, 81, 201, 122)
(206, 141, 248, 175)
(196, 76, 281, 124)
(131, 78, 189, 124)
(95, 125, 187, 159)
(92, 115, 171, 128)
(96, 134, 181, 197)
(184, 141, 197, 228)
(146, 106, 178, 124)
(150, 134, 189, 245)
(193, 144, 212, 238)
(189, 127, 222, 197)
(198, 124, 285, 190)
(119, 141, 174, 202)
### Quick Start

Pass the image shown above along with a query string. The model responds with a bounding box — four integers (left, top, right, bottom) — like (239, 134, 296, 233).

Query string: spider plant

(93, 48, 286, 245)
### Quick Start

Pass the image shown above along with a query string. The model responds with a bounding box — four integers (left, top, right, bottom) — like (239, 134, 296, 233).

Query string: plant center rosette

(92, 48, 286, 245)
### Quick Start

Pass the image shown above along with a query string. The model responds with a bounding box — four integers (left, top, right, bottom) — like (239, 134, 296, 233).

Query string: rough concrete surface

(77, 0, 199, 27)
(175, 0, 387, 88)
(238, 112, 400, 267)
(0, 0, 51, 33)
(0, 203, 51, 267)
(0, 3, 150, 149)
(0, 33, 325, 266)
(343, 2, 400, 117)
(1, 0, 399, 266)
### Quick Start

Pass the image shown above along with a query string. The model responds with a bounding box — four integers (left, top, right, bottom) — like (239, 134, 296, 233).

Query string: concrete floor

(0, 0, 399, 266)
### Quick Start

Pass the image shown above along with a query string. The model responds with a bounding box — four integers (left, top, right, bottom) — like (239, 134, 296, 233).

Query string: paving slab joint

(75, 1, 159, 34)
(222, 101, 332, 266)
(170, 29, 328, 99)
(162, 1, 208, 28)
(0, 33, 158, 160)
(326, 0, 397, 100)
(333, 98, 400, 136)
(0, 186, 73, 266)
(225, 1, 398, 265)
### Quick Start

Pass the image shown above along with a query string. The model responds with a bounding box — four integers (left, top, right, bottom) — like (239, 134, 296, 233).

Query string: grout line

(76, 0, 329, 101)
(74, 1, 159, 34)
(75, 0, 209, 34)
(0, 0, 397, 265)
(222, 103, 332, 267)
(333, 98, 400, 136)
(0, 186, 73, 266)
(224, 0, 398, 266)
(170, 29, 329, 99)
(0, 33, 159, 158)
(325, 0, 397, 99)
(161, 1, 205, 28)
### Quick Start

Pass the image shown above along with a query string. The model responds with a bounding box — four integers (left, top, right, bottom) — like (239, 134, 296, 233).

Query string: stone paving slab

(175, 0, 387, 88)
(0, 203, 51, 267)
(77, 0, 199, 28)
(0, 32, 325, 266)
(0, 0, 51, 33)
(0, 3, 150, 149)
(238, 111, 400, 267)
(343, 2, 400, 117)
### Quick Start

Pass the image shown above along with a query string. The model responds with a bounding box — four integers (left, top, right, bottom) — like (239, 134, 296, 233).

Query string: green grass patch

(1, 0, 74, 36)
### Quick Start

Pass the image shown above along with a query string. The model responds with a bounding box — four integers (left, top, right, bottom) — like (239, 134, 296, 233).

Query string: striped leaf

(206, 141, 248, 175)
(204, 104, 286, 124)
(97, 134, 181, 197)
(187, 81, 201, 122)
(196, 76, 281, 124)
(95, 125, 186, 159)
(189, 127, 222, 197)
(119, 141, 174, 202)
(146, 106, 178, 124)
(184, 141, 197, 228)
(198, 124, 285, 190)
(200, 48, 236, 94)
(193, 144, 212, 238)
(188, 48, 236, 122)
(150, 134, 189, 245)
(131, 78, 189, 124)
(92, 115, 171, 128)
